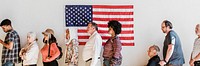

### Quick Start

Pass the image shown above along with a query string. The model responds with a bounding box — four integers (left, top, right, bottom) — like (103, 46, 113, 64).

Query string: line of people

(0, 19, 123, 66)
(3, 18, 197, 66)
(0, 19, 61, 66)
(82, 20, 122, 66)
(147, 20, 185, 66)
(147, 20, 200, 66)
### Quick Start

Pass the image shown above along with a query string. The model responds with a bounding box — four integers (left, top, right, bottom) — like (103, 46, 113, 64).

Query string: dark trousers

(194, 61, 200, 66)
(43, 60, 58, 66)
(24, 64, 37, 66)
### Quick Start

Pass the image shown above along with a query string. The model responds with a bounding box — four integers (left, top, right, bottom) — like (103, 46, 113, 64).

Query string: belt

(195, 61, 200, 64)
(86, 57, 100, 62)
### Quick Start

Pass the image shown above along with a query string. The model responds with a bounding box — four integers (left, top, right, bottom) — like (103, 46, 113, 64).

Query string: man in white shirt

(190, 24, 200, 66)
(82, 22, 102, 66)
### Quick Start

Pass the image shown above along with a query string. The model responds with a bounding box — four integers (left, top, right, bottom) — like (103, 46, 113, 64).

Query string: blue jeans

(2, 61, 15, 66)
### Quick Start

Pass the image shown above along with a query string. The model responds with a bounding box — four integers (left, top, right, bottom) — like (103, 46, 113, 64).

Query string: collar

(7, 29, 13, 33)
(89, 31, 97, 39)
(29, 41, 37, 45)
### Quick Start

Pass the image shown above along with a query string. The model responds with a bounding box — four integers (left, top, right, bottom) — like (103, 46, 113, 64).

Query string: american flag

(65, 5, 134, 46)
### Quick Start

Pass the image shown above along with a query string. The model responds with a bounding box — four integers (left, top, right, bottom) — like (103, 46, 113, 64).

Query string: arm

(0, 39, 14, 50)
(47, 43, 60, 61)
(189, 53, 195, 66)
(193, 53, 200, 61)
(41, 48, 47, 62)
(0, 33, 16, 50)
(90, 37, 102, 66)
(111, 38, 122, 65)
(165, 36, 175, 62)
(24, 45, 39, 61)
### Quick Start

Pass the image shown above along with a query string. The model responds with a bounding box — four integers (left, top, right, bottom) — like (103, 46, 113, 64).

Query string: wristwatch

(164, 60, 167, 63)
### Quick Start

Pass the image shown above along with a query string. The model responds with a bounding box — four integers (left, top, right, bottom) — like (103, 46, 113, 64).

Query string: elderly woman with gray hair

(19, 32, 39, 66)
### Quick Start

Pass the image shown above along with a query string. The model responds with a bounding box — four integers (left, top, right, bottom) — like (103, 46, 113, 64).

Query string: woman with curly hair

(103, 20, 122, 66)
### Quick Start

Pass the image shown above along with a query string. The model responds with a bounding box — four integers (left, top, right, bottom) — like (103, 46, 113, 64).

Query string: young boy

(147, 45, 161, 66)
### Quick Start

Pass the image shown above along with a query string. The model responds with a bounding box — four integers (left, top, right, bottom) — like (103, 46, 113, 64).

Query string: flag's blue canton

(65, 5, 93, 27)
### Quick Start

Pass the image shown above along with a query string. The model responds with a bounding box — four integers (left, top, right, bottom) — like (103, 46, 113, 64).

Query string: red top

(41, 43, 60, 62)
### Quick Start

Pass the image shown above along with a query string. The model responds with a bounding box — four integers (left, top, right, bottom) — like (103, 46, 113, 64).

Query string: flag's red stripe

(78, 36, 134, 40)
(78, 36, 90, 39)
(78, 30, 87, 33)
(102, 36, 134, 40)
(93, 18, 134, 21)
(98, 30, 134, 34)
(122, 43, 135, 46)
(98, 24, 134, 28)
(79, 42, 134, 46)
(103, 43, 134, 46)
(79, 42, 86, 45)
(78, 30, 134, 34)
(93, 5, 133, 9)
(93, 12, 133, 15)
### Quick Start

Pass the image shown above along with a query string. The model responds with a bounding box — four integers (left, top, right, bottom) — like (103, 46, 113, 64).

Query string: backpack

(56, 43, 63, 60)
(48, 43, 63, 60)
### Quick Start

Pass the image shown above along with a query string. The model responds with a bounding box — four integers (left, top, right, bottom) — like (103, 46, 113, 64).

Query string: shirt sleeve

(48, 43, 60, 61)
(113, 38, 122, 59)
(171, 36, 175, 45)
(90, 36, 102, 66)
(5, 33, 14, 44)
(169, 33, 175, 45)
(111, 38, 122, 65)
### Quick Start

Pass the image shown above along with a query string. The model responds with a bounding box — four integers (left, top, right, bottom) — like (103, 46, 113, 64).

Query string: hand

(19, 48, 26, 56)
(159, 60, 166, 66)
(20, 55, 26, 60)
(46, 57, 51, 61)
(189, 59, 195, 66)
(0, 39, 3, 44)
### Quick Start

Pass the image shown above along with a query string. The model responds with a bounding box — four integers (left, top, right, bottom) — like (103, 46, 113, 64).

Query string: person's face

(27, 35, 34, 43)
(147, 47, 157, 58)
(161, 22, 167, 33)
(43, 34, 48, 41)
(108, 27, 115, 35)
(1, 25, 10, 32)
(196, 25, 200, 36)
(87, 23, 95, 35)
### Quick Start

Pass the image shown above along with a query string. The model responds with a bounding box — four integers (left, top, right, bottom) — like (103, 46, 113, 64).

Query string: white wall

(0, 0, 200, 66)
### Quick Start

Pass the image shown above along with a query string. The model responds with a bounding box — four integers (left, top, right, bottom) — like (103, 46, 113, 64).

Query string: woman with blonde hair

(19, 32, 39, 66)
(65, 39, 79, 66)
(41, 29, 60, 66)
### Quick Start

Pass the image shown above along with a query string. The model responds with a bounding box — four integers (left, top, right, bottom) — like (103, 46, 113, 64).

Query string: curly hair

(108, 20, 122, 35)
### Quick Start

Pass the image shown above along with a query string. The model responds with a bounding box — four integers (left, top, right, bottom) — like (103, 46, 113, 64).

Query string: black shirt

(147, 55, 160, 66)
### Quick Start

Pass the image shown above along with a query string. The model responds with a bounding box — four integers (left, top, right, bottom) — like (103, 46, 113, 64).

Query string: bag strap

(48, 44, 51, 57)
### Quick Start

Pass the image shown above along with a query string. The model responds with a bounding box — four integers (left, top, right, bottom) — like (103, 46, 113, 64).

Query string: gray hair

(27, 32, 37, 41)
(150, 45, 160, 52)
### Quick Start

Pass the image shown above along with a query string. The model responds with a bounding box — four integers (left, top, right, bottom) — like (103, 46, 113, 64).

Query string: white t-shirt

(23, 41, 39, 65)
(192, 38, 200, 60)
